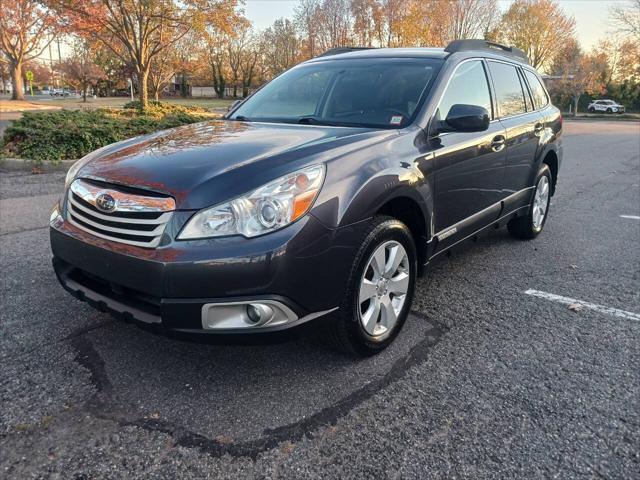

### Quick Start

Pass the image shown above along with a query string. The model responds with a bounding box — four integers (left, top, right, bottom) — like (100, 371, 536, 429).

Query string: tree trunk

(10, 60, 24, 101)
(82, 84, 87, 102)
(573, 94, 580, 116)
(138, 67, 149, 111)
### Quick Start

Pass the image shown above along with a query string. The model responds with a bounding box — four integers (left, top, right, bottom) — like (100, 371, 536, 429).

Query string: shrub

(122, 100, 209, 116)
(0, 107, 209, 164)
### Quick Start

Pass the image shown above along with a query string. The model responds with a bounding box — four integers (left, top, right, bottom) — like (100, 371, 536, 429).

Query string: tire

(327, 216, 417, 356)
(606, 108, 613, 114)
(588, 107, 595, 113)
(508, 164, 552, 240)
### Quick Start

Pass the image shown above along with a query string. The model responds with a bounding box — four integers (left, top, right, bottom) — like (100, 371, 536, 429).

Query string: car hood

(75, 120, 389, 210)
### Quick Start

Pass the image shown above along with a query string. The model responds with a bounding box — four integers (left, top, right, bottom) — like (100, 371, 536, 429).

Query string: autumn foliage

(0, 0, 60, 100)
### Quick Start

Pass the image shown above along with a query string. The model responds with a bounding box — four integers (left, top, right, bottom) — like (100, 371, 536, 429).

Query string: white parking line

(619, 215, 640, 220)
(524, 289, 640, 322)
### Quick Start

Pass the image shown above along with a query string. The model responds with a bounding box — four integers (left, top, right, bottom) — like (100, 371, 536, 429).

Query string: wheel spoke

(362, 298, 381, 334)
(370, 246, 386, 278)
(540, 179, 549, 197)
(533, 209, 540, 226)
(388, 272, 409, 294)
(385, 245, 404, 276)
(380, 295, 397, 329)
(359, 278, 378, 303)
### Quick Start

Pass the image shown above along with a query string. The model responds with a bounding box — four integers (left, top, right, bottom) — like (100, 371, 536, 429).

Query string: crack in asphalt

(0, 319, 115, 363)
(66, 314, 448, 461)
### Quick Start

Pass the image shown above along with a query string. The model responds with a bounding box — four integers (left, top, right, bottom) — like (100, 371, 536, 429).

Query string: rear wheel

(508, 164, 552, 240)
(327, 216, 416, 356)
(588, 107, 595, 113)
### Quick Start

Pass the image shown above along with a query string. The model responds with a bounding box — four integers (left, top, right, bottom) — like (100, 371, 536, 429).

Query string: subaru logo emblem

(95, 192, 117, 213)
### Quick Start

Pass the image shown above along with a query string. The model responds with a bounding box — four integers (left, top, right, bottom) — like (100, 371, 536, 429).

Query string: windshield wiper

(297, 116, 341, 126)
(233, 115, 252, 122)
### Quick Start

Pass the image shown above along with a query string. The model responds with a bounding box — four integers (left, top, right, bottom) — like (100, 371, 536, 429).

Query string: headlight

(178, 165, 325, 239)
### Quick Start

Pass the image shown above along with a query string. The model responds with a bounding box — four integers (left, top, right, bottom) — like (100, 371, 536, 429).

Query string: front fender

(311, 162, 433, 234)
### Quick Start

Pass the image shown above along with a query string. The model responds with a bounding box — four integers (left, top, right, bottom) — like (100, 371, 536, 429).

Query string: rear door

(487, 61, 543, 211)
(431, 59, 506, 250)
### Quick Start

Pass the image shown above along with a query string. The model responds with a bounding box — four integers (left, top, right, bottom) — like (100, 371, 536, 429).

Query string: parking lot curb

(0, 158, 75, 172)
(564, 115, 640, 122)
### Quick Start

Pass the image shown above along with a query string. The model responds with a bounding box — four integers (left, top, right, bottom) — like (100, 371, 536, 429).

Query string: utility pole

(57, 38, 63, 88)
(48, 40, 54, 88)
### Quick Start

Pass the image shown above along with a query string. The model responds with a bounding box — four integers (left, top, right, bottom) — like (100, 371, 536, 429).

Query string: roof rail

(444, 39, 528, 64)
(317, 47, 377, 57)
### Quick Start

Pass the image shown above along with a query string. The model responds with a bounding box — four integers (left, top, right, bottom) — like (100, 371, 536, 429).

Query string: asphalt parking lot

(1, 120, 639, 479)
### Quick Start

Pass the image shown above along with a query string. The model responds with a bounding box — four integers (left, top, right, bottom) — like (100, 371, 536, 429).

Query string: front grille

(67, 179, 175, 248)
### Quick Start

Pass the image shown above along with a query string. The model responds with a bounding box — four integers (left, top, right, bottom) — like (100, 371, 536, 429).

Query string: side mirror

(227, 99, 243, 112)
(440, 104, 490, 133)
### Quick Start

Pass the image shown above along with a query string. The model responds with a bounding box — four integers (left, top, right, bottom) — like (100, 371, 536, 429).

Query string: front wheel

(606, 108, 613, 114)
(327, 216, 417, 356)
(508, 164, 552, 240)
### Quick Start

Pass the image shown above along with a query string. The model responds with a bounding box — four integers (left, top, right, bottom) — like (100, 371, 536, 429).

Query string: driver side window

(438, 60, 493, 120)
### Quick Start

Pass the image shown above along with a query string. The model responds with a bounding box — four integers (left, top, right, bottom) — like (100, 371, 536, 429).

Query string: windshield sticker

(390, 115, 403, 125)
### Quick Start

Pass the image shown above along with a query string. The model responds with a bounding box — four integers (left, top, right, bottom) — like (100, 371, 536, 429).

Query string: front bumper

(51, 207, 366, 334)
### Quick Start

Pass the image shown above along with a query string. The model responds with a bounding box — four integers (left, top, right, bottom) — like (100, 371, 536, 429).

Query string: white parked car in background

(588, 99, 625, 114)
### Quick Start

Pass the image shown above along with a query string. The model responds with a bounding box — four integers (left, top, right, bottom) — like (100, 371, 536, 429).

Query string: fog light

(246, 303, 274, 325)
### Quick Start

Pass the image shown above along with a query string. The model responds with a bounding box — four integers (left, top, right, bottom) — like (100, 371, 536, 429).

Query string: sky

(244, 0, 624, 50)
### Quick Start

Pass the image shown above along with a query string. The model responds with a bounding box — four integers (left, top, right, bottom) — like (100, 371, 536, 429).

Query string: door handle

(491, 135, 505, 152)
(534, 123, 544, 135)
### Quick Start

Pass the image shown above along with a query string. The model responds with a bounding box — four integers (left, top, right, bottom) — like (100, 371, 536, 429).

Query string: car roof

(303, 47, 531, 68)
(304, 47, 449, 63)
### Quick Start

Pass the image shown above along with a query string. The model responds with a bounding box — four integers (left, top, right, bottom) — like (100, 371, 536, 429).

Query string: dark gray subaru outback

(51, 40, 562, 355)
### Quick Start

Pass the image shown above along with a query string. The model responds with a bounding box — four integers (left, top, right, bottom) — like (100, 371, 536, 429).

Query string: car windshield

(230, 57, 443, 128)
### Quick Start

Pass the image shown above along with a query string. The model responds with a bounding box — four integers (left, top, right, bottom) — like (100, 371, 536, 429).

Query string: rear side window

(519, 70, 534, 112)
(488, 61, 527, 117)
(438, 60, 493, 120)
(523, 70, 549, 109)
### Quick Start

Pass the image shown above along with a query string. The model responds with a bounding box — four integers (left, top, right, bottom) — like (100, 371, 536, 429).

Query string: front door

(431, 60, 506, 250)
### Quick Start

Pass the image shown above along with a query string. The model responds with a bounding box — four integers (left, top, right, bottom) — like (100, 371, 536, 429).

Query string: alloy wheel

(532, 175, 550, 229)
(358, 240, 410, 337)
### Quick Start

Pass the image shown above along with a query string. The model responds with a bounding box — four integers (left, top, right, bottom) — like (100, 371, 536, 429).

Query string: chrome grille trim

(68, 194, 172, 224)
(67, 179, 174, 248)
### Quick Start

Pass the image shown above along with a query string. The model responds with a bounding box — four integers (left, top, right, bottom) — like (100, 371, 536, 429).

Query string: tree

(205, 30, 231, 98)
(295, 0, 322, 57)
(489, 0, 576, 70)
(92, 42, 130, 96)
(350, 0, 383, 47)
(551, 41, 608, 114)
(238, 33, 260, 97)
(594, 37, 640, 111)
(58, 40, 106, 101)
(610, 0, 640, 40)
(261, 19, 300, 76)
(0, 1, 59, 100)
(445, 0, 500, 42)
(148, 40, 183, 101)
(227, 22, 253, 98)
(0, 60, 10, 93)
(23, 59, 52, 89)
(51, 0, 240, 111)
